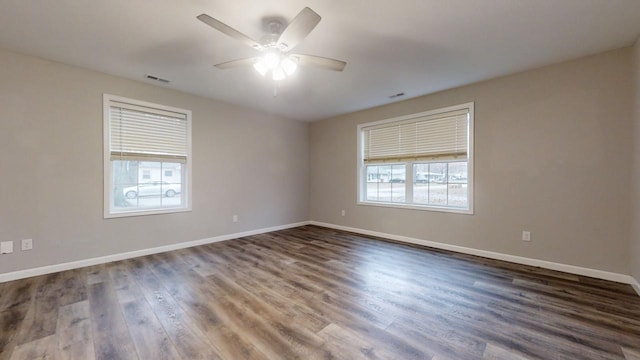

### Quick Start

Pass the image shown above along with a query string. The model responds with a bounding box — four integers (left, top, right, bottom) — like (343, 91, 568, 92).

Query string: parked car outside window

(123, 181, 181, 199)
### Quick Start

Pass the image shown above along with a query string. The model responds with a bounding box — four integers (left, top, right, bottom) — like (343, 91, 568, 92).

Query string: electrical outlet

(522, 231, 531, 241)
(1, 241, 14, 254)
(341, 210, 346, 217)
(21, 239, 33, 251)
(232, 215, 238, 223)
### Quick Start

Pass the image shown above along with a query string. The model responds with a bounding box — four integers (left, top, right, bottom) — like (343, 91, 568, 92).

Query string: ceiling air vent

(388, 92, 405, 99)
(145, 74, 171, 83)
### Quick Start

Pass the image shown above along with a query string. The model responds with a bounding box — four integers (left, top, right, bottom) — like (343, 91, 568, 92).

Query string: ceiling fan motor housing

(261, 20, 285, 48)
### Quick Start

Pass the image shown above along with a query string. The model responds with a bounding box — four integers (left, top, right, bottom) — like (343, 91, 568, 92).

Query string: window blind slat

(363, 109, 468, 162)
(110, 100, 187, 120)
(110, 151, 187, 163)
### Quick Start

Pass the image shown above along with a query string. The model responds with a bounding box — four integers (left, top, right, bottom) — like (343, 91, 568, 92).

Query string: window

(357, 102, 473, 214)
(104, 94, 192, 218)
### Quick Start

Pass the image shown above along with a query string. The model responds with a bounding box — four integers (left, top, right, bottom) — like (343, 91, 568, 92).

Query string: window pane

(377, 165, 392, 202)
(413, 161, 468, 207)
(448, 183, 468, 208)
(447, 161, 467, 207)
(413, 163, 429, 203)
(365, 164, 406, 203)
(111, 160, 184, 213)
(366, 165, 381, 201)
(161, 162, 183, 208)
(389, 165, 406, 202)
(429, 163, 447, 183)
(428, 181, 447, 205)
(112, 160, 140, 210)
(448, 162, 468, 183)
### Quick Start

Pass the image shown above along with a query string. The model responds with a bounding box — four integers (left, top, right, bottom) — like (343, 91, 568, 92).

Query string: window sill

(357, 200, 473, 215)
(104, 206, 192, 219)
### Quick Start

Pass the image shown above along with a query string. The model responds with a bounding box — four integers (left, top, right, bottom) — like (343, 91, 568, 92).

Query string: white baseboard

(309, 221, 638, 290)
(631, 276, 640, 296)
(0, 221, 311, 283)
(4, 219, 639, 297)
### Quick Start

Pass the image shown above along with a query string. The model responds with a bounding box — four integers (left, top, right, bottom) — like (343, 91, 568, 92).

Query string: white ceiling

(1, 1, 639, 121)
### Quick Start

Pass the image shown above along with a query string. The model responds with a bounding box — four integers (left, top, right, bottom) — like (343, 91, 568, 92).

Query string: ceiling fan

(197, 7, 346, 82)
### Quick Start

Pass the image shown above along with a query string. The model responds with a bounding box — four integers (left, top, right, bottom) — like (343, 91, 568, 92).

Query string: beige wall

(310, 48, 633, 274)
(632, 38, 640, 283)
(0, 48, 309, 274)
(2, 43, 637, 279)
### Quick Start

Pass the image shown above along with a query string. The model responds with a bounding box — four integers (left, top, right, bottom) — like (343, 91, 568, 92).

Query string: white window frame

(357, 102, 474, 214)
(103, 94, 193, 218)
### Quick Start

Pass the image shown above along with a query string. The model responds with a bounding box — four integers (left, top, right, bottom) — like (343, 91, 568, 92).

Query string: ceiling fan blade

(214, 57, 260, 69)
(277, 7, 321, 51)
(291, 54, 346, 71)
(197, 14, 263, 50)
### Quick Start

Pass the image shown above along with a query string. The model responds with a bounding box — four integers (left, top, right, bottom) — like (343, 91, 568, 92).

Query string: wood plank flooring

(1, 225, 639, 359)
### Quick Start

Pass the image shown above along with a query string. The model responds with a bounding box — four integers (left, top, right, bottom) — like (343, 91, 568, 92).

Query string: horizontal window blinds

(363, 109, 469, 162)
(109, 101, 188, 162)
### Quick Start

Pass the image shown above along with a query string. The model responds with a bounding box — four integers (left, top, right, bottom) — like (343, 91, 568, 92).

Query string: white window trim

(103, 94, 193, 218)
(356, 102, 474, 215)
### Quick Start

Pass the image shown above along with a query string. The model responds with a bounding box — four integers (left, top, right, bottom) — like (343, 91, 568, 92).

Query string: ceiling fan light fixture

(281, 57, 298, 76)
(253, 53, 297, 81)
(263, 52, 281, 70)
(253, 60, 268, 76)
(272, 67, 286, 81)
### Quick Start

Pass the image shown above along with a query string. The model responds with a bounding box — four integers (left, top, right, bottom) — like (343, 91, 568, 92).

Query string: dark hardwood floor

(1, 225, 639, 359)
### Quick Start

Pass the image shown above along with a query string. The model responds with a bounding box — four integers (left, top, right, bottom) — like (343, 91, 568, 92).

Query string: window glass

(365, 164, 406, 203)
(111, 161, 184, 212)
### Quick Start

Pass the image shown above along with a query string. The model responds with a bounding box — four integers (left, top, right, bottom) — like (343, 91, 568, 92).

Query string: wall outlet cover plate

(1, 241, 14, 254)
